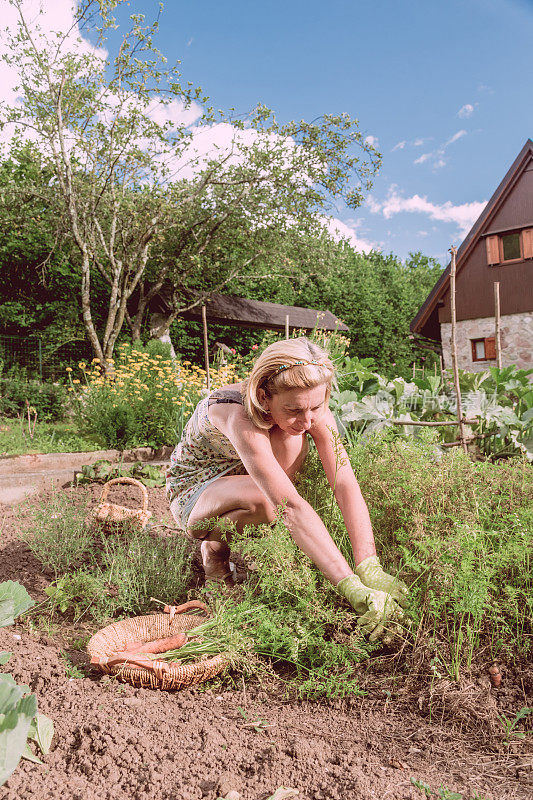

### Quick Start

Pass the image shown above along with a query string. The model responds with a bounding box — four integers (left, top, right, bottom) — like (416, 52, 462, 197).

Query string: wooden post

(494, 282, 502, 368)
(285, 314, 290, 340)
(201, 305, 211, 391)
(449, 246, 467, 454)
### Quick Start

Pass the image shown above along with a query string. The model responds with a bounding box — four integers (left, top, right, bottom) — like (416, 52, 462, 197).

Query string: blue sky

(108, 0, 533, 263)
(4, 0, 532, 264)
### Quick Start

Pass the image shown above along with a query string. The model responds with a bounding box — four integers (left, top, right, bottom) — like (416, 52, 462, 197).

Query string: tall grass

(298, 429, 533, 677)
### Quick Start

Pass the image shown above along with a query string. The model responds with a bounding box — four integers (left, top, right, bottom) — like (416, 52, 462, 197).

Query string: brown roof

(411, 138, 533, 338)
(151, 288, 348, 332)
(181, 293, 348, 332)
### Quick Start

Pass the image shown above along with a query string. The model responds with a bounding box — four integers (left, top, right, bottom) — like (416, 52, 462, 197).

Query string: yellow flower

(78, 362, 86, 370)
(72, 379, 80, 384)
(65, 367, 73, 372)
(67, 387, 74, 392)
(92, 358, 100, 363)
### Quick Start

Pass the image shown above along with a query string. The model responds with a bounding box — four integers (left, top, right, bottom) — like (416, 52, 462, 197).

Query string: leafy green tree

(290, 244, 444, 376)
(2, 0, 380, 370)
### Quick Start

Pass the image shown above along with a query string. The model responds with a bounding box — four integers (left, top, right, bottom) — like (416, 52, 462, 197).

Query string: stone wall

(440, 311, 533, 372)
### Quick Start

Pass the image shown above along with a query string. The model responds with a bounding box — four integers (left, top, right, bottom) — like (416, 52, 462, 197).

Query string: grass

(0, 416, 100, 455)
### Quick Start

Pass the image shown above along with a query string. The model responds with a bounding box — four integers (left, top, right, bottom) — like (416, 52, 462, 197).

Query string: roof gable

(411, 138, 533, 335)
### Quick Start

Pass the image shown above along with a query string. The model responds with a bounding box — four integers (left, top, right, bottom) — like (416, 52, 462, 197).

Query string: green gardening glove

(336, 574, 404, 642)
(355, 555, 409, 607)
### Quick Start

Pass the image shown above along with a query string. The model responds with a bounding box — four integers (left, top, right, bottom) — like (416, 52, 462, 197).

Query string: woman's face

(260, 383, 328, 435)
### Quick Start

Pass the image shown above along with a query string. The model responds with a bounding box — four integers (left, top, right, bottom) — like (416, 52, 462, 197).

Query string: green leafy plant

(59, 652, 85, 680)
(0, 581, 53, 786)
(498, 706, 532, 742)
(75, 459, 165, 488)
(0, 581, 34, 627)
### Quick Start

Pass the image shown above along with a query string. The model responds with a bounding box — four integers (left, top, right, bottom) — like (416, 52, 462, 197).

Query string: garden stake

(449, 245, 468, 454)
(494, 281, 502, 368)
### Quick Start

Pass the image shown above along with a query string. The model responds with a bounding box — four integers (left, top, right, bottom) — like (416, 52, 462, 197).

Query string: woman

(167, 337, 408, 640)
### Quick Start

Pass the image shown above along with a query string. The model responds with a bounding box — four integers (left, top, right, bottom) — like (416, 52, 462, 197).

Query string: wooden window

(500, 232, 522, 262)
(471, 337, 496, 362)
(486, 228, 533, 265)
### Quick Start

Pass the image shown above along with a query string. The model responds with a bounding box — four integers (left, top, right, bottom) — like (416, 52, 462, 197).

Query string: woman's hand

(355, 556, 409, 606)
(336, 574, 405, 642)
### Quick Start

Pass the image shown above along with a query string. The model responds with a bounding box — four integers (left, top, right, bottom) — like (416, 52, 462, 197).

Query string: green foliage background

(0, 144, 443, 378)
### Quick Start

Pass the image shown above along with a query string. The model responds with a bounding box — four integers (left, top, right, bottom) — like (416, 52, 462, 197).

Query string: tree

(291, 244, 444, 376)
(1, 0, 380, 370)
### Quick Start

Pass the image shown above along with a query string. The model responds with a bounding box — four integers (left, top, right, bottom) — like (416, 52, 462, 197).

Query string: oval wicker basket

(87, 613, 227, 690)
(92, 477, 152, 531)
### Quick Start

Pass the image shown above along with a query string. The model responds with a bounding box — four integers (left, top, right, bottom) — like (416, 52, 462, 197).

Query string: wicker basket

(92, 477, 152, 530)
(87, 613, 227, 690)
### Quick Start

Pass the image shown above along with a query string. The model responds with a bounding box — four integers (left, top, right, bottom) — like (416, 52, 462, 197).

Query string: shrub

(69, 343, 239, 448)
(0, 374, 67, 420)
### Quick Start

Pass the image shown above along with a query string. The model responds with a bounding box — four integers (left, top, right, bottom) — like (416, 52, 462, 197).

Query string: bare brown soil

(0, 485, 531, 800)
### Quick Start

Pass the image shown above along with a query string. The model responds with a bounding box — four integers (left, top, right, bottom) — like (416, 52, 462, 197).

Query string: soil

(0, 484, 531, 800)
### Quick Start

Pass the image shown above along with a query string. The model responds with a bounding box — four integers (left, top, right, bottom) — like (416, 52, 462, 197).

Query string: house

(411, 139, 533, 371)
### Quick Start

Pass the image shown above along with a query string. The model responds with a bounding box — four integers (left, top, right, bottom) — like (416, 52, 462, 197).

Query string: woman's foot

(200, 540, 235, 586)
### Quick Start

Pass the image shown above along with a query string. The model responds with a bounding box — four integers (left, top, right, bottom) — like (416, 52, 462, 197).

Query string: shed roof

(180, 293, 349, 332)
(411, 138, 533, 339)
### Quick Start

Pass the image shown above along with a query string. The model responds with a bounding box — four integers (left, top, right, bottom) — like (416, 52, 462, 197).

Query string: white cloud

(413, 138, 426, 146)
(392, 140, 406, 151)
(367, 185, 487, 236)
(0, 1, 106, 105)
(445, 129, 467, 146)
(457, 103, 474, 118)
(364, 135, 379, 148)
(413, 129, 467, 169)
(323, 216, 377, 253)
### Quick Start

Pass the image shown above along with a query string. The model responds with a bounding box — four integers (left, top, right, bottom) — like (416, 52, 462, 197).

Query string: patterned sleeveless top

(166, 388, 247, 511)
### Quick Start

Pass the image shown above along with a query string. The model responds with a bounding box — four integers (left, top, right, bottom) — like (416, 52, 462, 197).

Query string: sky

(2, 0, 533, 264)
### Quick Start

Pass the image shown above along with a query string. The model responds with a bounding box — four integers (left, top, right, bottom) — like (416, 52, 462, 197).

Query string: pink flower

(252, 344, 258, 350)
(230, 348, 236, 355)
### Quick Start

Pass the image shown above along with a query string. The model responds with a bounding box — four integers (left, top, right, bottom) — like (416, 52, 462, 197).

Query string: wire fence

(0, 334, 93, 382)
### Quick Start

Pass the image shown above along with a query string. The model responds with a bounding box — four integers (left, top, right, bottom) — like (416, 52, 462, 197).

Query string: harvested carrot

(163, 600, 209, 615)
(91, 652, 171, 673)
(121, 633, 187, 654)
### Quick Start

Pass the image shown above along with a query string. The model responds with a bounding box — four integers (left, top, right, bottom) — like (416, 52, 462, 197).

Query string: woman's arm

(218, 408, 353, 585)
(310, 409, 376, 566)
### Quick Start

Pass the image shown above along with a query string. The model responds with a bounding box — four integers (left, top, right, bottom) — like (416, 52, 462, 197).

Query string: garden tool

(355, 555, 409, 606)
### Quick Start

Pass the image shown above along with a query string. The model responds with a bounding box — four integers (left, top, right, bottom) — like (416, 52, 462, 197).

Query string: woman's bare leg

(187, 430, 308, 580)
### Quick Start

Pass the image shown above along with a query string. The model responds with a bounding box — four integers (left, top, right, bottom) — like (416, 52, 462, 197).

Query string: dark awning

(154, 290, 348, 332)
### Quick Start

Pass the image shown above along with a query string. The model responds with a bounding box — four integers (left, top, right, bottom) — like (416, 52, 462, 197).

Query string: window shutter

(486, 236, 500, 265)
(484, 337, 496, 360)
(522, 228, 533, 259)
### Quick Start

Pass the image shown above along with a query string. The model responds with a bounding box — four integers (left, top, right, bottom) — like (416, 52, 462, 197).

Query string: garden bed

(1, 482, 531, 800)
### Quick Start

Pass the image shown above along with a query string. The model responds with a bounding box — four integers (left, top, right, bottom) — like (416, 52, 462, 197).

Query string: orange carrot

(164, 600, 209, 615)
(121, 633, 187, 654)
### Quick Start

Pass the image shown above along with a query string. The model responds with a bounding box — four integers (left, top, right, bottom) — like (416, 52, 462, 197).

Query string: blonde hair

(244, 337, 335, 429)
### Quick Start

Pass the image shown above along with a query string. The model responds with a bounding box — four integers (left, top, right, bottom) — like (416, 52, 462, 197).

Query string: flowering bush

(67, 342, 239, 448)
